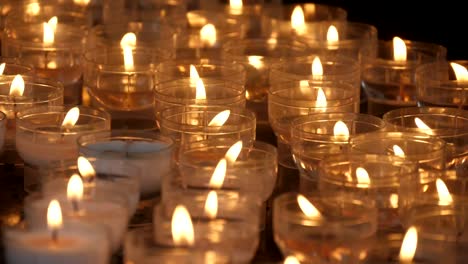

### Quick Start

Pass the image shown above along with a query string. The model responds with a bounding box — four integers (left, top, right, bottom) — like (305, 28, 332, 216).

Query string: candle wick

(71, 199, 80, 213)
(51, 228, 59, 244)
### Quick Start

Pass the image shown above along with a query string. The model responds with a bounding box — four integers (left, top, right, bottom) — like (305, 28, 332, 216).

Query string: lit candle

(5, 200, 110, 264)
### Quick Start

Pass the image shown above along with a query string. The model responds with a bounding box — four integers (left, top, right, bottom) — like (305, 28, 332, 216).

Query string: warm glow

(190, 65, 206, 101)
(43, 22, 55, 45)
(9, 75, 25, 97)
(450, 62, 468, 81)
(204, 191, 218, 219)
(48, 16, 58, 32)
(436, 178, 453, 206)
(209, 158, 227, 188)
(67, 174, 84, 202)
(120, 33, 136, 72)
(200, 24, 217, 47)
(77, 156, 96, 180)
(392, 145, 405, 158)
(225, 140, 243, 164)
(414, 117, 434, 135)
(0, 63, 5, 75)
(171, 205, 195, 246)
(208, 110, 230, 126)
(297, 194, 322, 218)
(61, 107, 80, 129)
(311, 57, 323, 80)
(284, 256, 301, 264)
(393, 36, 407, 62)
(333, 121, 350, 140)
(316, 88, 327, 108)
(390, 194, 399, 208)
(47, 200, 63, 231)
(230, 0, 243, 14)
(190, 64, 200, 80)
(26, 2, 40, 16)
(248, 56, 264, 70)
(291, 5, 306, 35)
(327, 25, 339, 46)
(73, 0, 90, 6)
(399, 226, 418, 263)
(356, 167, 371, 188)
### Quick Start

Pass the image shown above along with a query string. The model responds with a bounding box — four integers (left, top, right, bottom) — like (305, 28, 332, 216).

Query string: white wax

(24, 197, 129, 252)
(4, 226, 110, 264)
(82, 140, 172, 197)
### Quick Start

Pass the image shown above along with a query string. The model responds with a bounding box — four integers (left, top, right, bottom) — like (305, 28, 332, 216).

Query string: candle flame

(356, 167, 371, 188)
(43, 21, 55, 45)
(200, 24, 217, 47)
(399, 226, 418, 263)
(393, 36, 407, 62)
(204, 191, 218, 219)
(297, 194, 322, 218)
(414, 117, 434, 135)
(436, 178, 453, 206)
(189, 65, 206, 101)
(9, 75, 25, 96)
(327, 25, 339, 46)
(47, 200, 63, 231)
(0, 63, 5, 75)
(248, 56, 264, 70)
(229, 0, 243, 14)
(316, 87, 327, 108)
(333, 121, 350, 140)
(48, 16, 58, 32)
(450, 62, 468, 82)
(390, 194, 399, 208)
(67, 174, 83, 202)
(77, 156, 96, 181)
(73, 0, 90, 6)
(225, 140, 243, 164)
(392, 145, 405, 157)
(284, 256, 301, 264)
(120, 33, 136, 71)
(291, 5, 306, 35)
(209, 158, 227, 188)
(171, 205, 195, 246)
(312, 57, 323, 80)
(208, 110, 230, 126)
(61, 107, 80, 129)
(26, 2, 40, 16)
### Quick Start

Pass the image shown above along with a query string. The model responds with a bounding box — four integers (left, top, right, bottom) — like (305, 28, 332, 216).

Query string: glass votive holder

(0, 111, 5, 155)
(125, 227, 230, 264)
(158, 105, 256, 150)
(78, 130, 175, 199)
(383, 107, 468, 172)
(83, 47, 172, 130)
(273, 192, 377, 264)
(176, 139, 277, 202)
(362, 39, 447, 117)
(222, 37, 309, 142)
(16, 105, 110, 190)
(416, 60, 468, 109)
(153, 199, 260, 263)
(154, 59, 246, 117)
(0, 57, 34, 76)
(318, 154, 418, 232)
(0, 76, 63, 165)
(350, 131, 447, 172)
(2, 12, 86, 105)
(290, 113, 386, 192)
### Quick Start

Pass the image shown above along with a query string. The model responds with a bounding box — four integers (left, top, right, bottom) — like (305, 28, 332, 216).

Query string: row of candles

(0, 0, 467, 263)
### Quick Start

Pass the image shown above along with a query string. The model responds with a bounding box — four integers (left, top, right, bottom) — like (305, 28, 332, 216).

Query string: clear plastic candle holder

(2, 12, 86, 105)
(416, 60, 468, 110)
(158, 105, 256, 151)
(350, 131, 447, 172)
(222, 37, 309, 142)
(78, 130, 175, 199)
(83, 47, 173, 130)
(0, 76, 63, 165)
(362, 39, 447, 117)
(125, 226, 231, 264)
(383, 107, 468, 172)
(273, 192, 377, 264)
(265, 3, 347, 26)
(153, 199, 260, 263)
(154, 59, 246, 117)
(16, 105, 110, 190)
(0, 57, 34, 76)
(319, 154, 418, 232)
(290, 113, 386, 192)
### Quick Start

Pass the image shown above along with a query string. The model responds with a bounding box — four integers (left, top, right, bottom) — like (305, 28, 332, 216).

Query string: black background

(283, 0, 466, 59)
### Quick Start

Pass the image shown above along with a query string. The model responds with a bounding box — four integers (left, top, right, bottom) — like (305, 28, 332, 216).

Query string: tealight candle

(15, 105, 110, 191)
(78, 130, 175, 198)
(362, 38, 447, 117)
(0, 75, 63, 164)
(3, 11, 87, 105)
(4, 200, 110, 264)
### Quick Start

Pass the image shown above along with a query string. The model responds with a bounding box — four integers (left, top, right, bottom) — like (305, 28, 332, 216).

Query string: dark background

(284, 0, 465, 59)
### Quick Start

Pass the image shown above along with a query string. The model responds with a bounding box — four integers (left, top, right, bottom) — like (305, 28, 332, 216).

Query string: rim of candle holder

(159, 105, 256, 134)
(264, 3, 347, 21)
(185, 10, 248, 30)
(16, 105, 111, 135)
(0, 57, 35, 75)
(0, 111, 6, 122)
(0, 76, 64, 105)
(383, 107, 468, 138)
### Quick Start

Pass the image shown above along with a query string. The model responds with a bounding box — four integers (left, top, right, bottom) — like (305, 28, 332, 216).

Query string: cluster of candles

(0, 0, 467, 263)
